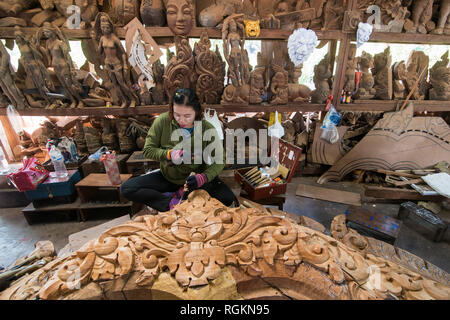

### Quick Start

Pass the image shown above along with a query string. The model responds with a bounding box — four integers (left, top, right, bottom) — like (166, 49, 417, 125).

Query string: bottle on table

(49, 145, 68, 178)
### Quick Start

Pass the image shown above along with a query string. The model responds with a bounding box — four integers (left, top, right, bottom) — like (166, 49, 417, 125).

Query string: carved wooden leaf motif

(1, 190, 450, 300)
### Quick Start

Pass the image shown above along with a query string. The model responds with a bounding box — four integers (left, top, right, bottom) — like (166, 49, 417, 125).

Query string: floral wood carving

(193, 31, 225, 105)
(1, 190, 449, 300)
(163, 36, 195, 99)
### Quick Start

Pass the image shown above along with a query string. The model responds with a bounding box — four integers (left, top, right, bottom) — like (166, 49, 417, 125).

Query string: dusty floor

(0, 175, 449, 274)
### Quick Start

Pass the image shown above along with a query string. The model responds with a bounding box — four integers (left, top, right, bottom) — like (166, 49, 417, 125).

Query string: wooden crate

(345, 205, 402, 245)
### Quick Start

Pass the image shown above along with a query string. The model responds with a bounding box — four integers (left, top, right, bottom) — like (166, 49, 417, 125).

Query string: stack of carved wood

(0, 189, 449, 300)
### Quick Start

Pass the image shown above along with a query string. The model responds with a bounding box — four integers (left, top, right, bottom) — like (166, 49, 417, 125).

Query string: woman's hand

(186, 173, 207, 191)
(168, 149, 183, 163)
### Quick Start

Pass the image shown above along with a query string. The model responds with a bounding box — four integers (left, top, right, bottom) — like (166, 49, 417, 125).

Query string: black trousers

(120, 169, 236, 212)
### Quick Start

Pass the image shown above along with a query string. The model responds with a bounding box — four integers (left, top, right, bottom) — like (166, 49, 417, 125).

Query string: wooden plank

(348, 31, 450, 45)
(364, 186, 445, 201)
(0, 116, 20, 161)
(332, 33, 351, 106)
(296, 183, 361, 206)
(0, 103, 328, 116)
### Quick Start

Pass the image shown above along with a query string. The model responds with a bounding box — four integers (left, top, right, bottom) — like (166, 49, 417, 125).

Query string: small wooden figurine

(354, 51, 376, 100)
(311, 53, 332, 103)
(288, 64, 312, 102)
(405, 50, 429, 100)
(372, 46, 392, 100)
(392, 61, 407, 100)
(198, 0, 243, 27)
(406, 0, 435, 34)
(150, 59, 167, 104)
(429, 51, 450, 100)
(249, 67, 266, 104)
(222, 14, 247, 87)
(431, 0, 450, 34)
(270, 62, 289, 105)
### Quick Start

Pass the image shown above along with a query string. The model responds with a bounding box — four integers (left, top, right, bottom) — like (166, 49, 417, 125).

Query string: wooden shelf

(0, 26, 343, 41)
(0, 103, 327, 116)
(336, 100, 450, 112)
(348, 31, 450, 45)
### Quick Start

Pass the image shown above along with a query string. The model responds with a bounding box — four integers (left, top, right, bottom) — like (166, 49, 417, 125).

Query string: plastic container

(49, 145, 68, 178)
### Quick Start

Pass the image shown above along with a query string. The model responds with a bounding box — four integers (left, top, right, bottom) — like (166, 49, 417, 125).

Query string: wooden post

(0, 116, 21, 161)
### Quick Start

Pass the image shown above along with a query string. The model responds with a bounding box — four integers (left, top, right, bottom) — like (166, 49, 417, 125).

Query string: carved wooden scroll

(318, 104, 450, 184)
(1, 189, 449, 300)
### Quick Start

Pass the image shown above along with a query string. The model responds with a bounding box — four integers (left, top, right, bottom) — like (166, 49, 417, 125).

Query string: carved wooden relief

(311, 53, 332, 103)
(163, 36, 195, 100)
(354, 51, 376, 100)
(405, 51, 430, 100)
(373, 46, 392, 100)
(193, 31, 225, 105)
(429, 51, 450, 100)
(1, 190, 449, 300)
(318, 104, 450, 183)
(165, 0, 194, 36)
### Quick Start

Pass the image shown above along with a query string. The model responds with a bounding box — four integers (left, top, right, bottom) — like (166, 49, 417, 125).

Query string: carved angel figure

(222, 15, 246, 87)
(91, 12, 139, 108)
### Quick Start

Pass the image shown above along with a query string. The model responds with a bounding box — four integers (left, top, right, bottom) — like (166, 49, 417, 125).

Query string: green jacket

(142, 112, 225, 185)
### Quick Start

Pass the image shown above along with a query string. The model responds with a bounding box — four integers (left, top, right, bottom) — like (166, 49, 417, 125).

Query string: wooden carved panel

(318, 104, 450, 184)
(1, 190, 449, 300)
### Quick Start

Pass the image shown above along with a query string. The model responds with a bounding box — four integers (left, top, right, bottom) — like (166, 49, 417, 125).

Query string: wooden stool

(345, 205, 401, 245)
(240, 190, 286, 210)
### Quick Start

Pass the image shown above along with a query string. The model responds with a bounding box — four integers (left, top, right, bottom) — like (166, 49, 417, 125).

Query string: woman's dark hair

(169, 88, 203, 121)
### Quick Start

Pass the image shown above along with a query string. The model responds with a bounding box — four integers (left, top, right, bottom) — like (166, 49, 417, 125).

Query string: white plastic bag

(268, 111, 285, 139)
(6, 105, 24, 134)
(204, 108, 224, 140)
(320, 104, 342, 144)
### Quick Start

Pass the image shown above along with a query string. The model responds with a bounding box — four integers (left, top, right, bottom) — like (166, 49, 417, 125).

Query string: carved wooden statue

(140, 0, 166, 26)
(0, 39, 28, 109)
(1, 189, 449, 300)
(36, 22, 85, 108)
(429, 51, 450, 100)
(408, 0, 435, 34)
(223, 15, 247, 87)
(343, 43, 357, 94)
(163, 36, 195, 100)
(322, 0, 344, 30)
(270, 62, 289, 105)
(165, 0, 194, 36)
(372, 46, 392, 100)
(431, 0, 450, 34)
(193, 31, 225, 105)
(354, 51, 376, 100)
(405, 50, 429, 100)
(311, 53, 332, 103)
(150, 59, 167, 104)
(249, 67, 266, 104)
(92, 12, 139, 108)
(392, 61, 407, 100)
(14, 27, 55, 107)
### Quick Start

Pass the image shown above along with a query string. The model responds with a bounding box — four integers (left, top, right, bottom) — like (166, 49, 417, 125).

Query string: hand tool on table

(243, 167, 258, 178)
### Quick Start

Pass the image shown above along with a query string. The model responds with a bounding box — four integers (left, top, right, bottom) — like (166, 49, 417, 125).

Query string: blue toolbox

(24, 170, 82, 207)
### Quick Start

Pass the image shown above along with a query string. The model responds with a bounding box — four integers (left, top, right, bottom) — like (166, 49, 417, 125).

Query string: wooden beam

(0, 103, 327, 116)
(296, 183, 362, 206)
(336, 100, 450, 112)
(364, 186, 445, 201)
(0, 27, 343, 41)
